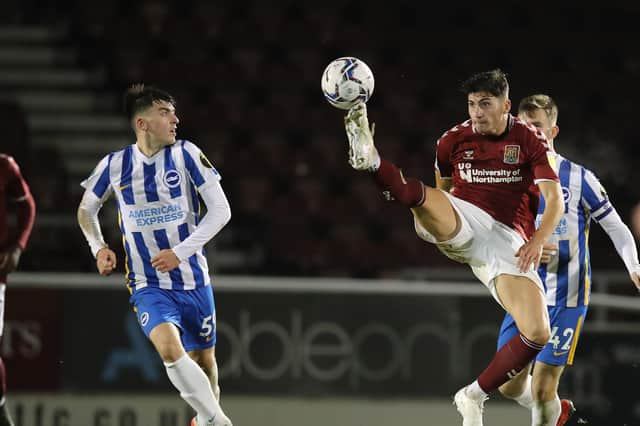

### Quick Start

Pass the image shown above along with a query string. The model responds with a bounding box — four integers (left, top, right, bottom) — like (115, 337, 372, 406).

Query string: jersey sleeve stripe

(121, 146, 135, 205)
(588, 199, 609, 215)
(143, 162, 160, 202)
(593, 205, 613, 222)
(92, 155, 112, 198)
(591, 199, 612, 219)
(181, 143, 205, 187)
(580, 170, 607, 210)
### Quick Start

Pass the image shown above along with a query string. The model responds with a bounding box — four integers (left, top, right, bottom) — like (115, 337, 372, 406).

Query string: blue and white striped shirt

(536, 153, 612, 308)
(81, 140, 221, 291)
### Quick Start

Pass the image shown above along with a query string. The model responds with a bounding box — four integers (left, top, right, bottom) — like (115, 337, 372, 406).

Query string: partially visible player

(343, 69, 564, 426)
(0, 153, 36, 426)
(77, 85, 232, 426)
(631, 202, 640, 241)
(496, 94, 640, 426)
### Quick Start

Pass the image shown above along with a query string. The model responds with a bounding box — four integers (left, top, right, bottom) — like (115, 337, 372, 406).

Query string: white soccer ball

(321, 57, 374, 110)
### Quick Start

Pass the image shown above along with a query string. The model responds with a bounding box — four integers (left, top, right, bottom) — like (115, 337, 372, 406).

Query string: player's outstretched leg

(344, 104, 425, 207)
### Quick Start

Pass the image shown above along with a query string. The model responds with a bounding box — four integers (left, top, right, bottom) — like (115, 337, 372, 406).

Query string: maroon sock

(0, 357, 6, 401)
(374, 159, 425, 207)
(477, 333, 544, 393)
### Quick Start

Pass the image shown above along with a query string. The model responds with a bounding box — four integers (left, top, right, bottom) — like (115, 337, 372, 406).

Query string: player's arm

(77, 154, 115, 276)
(151, 181, 231, 273)
(434, 134, 454, 193)
(0, 157, 36, 275)
(533, 180, 564, 244)
(77, 189, 116, 276)
(582, 170, 640, 289)
(598, 209, 640, 289)
(515, 129, 564, 271)
(516, 180, 563, 271)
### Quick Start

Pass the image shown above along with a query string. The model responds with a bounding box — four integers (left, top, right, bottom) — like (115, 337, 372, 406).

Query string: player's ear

(551, 125, 559, 140)
(135, 116, 147, 132)
(504, 98, 512, 113)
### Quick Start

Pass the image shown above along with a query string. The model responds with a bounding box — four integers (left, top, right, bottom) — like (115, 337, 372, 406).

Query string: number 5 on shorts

(199, 315, 214, 338)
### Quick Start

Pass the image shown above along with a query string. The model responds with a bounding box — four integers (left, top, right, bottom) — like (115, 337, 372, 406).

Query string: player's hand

(151, 249, 180, 273)
(539, 243, 558, 264)
(631, 271, 640, 292)
(96, 248, 117, 276)
(0, 245, 22, 275)
(515, 239, 544, 272)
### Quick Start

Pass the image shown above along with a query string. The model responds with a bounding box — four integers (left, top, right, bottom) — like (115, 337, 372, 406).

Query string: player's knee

(198, 360, 213, 377)
(532, 370, 561, 401)
(536, 328, 551, 346)
(156, 343, 185, 363)
(532, 381, 556, 402)
(193, 351, 216, 376)
(522, 326, 550, 347)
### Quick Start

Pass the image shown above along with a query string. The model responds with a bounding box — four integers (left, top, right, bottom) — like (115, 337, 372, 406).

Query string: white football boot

(344, 103, 380, 171)
(454, 386, 486, 426)
(191, 411, 232, 426)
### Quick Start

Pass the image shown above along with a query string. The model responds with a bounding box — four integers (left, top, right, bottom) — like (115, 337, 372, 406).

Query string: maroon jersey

(0, 154, 35, 282)
(435, 115, 558, 239)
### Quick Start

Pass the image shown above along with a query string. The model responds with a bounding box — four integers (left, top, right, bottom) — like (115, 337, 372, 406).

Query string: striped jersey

(81, 140, 221, 291)
(536, 153, 612, 307)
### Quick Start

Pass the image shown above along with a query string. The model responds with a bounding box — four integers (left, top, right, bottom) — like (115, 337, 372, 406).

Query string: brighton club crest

(503, 145, 520, 164)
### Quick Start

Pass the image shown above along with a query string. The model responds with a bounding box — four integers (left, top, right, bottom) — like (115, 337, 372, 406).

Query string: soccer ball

(321, 57, 374, 110)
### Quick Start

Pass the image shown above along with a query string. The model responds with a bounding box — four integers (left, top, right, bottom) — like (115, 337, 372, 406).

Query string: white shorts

(414, 191, 544, 308)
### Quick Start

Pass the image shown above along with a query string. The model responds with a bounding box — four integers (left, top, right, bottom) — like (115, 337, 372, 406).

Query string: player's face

(518, 109, 558, 142)
(143, 100, 179, 146)
(467, 92, 510, 136)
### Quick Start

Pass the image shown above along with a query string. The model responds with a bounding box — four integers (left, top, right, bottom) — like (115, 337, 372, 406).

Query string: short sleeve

(525, 129, 558, 183)
(180, 140, 222, 190)
(5, 155, 30, 201)
(581, 168, 612, 222)
(80, 154, 113, 200)
(435, 134, 453, 178)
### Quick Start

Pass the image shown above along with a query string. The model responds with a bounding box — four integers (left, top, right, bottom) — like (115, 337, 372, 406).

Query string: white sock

(164, 354, 220, 420)
(513, 375, 534, 409)
(466, 380, 489, 401)
(532, 397, 561, 426)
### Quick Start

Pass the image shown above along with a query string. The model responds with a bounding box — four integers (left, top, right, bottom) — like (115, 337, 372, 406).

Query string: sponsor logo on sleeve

(199, 152, 213, 169)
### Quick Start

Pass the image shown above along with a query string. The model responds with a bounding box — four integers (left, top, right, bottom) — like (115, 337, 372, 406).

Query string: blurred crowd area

(2, 1, 640, 277)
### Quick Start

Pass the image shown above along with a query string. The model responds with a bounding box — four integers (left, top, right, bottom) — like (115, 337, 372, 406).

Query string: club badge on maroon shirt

(503, 145, 520, 164)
